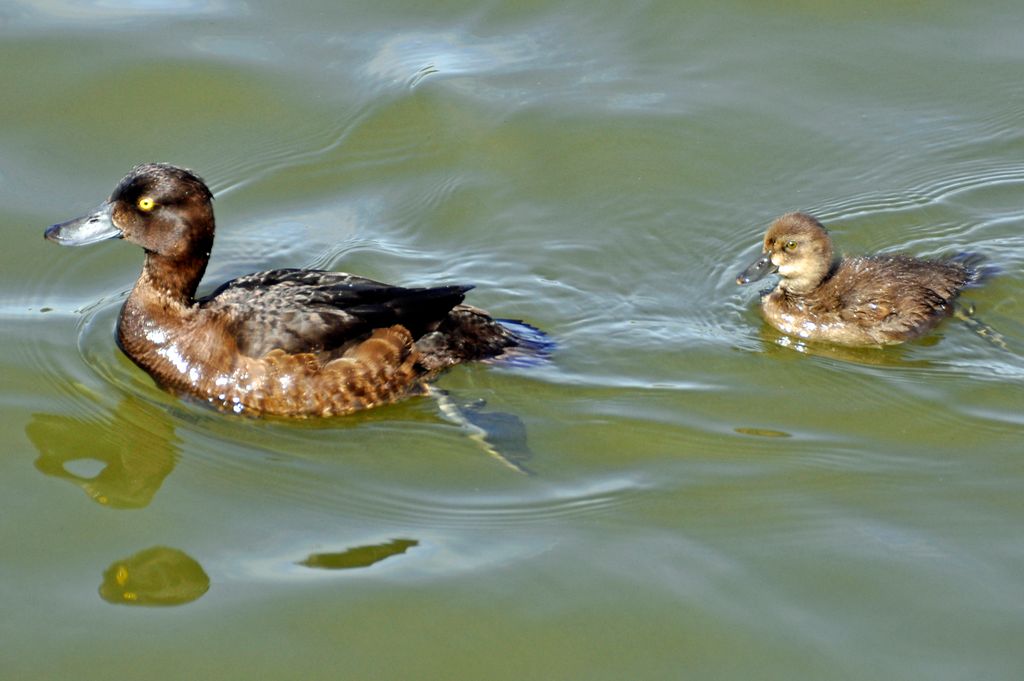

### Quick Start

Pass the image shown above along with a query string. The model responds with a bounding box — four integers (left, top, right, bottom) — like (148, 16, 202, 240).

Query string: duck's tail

(490, 319, 556, 368)
(948, 252, 997, 287)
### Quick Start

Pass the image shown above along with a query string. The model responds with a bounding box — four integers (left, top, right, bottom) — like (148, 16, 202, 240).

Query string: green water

(3, 1, 1024, 679)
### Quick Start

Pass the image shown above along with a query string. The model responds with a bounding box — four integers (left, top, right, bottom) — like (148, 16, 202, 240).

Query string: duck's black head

(46, 163, 215, 262)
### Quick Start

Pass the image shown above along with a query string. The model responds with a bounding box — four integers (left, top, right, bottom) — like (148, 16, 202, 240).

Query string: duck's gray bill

(45, 202, 121, 246)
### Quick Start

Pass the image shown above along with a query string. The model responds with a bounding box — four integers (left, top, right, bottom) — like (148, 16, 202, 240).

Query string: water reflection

(100, 546, 209, 607)
(26, 397, 177, 509)
(734, 427, 791, 438)
(299, 538, 418, 570)
(754, 324, 934, 367)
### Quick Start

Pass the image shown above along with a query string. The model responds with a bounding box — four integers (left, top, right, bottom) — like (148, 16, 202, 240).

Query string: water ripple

(807, 160, 1024, 246)
(180, 417, 656, 530)
(361, 30, 543, 88)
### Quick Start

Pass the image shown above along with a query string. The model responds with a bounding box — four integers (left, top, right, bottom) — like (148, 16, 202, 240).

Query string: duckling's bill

(736, 252, 778, 285)
(45, 202, 121, 246)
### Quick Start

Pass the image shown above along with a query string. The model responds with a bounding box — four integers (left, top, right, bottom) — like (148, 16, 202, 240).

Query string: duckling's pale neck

(777, 261, 832, 295)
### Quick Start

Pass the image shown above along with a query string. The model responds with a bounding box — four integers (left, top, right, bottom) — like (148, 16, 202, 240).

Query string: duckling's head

(46, 163, 215, 261)
(736, 212, 834, 294)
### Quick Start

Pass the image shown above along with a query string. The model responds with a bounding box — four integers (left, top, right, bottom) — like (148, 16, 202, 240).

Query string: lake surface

(3, 1, 1023, 679)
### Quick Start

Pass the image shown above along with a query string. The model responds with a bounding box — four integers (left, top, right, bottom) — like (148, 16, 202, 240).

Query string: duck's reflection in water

(100, 546, 209, 606)
(26, 396, 177, 509)
(756, 323, 934, 366)
(299, 538, 419, 570)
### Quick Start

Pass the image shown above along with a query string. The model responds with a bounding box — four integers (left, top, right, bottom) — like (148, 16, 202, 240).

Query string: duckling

(45, 163, 544, 417)
(736, 212, 983, 346)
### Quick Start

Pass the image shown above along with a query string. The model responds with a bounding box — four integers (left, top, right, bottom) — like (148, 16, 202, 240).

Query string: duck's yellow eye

(784, 240, 798, 252)
(137, 196, 155, 212)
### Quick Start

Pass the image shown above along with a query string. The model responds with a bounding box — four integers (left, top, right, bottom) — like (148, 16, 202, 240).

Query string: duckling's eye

(137, 196, 156, 212)
(783, 240, 798, 252)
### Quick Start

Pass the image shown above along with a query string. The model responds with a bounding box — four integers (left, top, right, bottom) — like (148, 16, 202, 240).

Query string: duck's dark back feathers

(200, 268, 472, 359)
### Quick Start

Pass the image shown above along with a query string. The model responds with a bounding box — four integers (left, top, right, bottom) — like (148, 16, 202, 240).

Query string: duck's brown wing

(835, 256, 969, 341)
(199, 268, 470, 358)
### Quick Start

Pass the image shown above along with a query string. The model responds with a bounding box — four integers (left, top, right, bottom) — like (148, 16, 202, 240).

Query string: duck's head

(736, 212, 834, 294)
(45, 163, 215, 261)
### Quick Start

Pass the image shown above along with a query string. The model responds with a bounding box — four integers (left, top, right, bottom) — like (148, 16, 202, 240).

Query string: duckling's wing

(199, 268, 470, 358)
(836, 257, 967, 341)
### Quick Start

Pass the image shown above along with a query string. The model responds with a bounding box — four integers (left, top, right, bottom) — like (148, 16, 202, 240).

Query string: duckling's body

(47, 163, 536, 417)
(737, 212, 981, 346)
